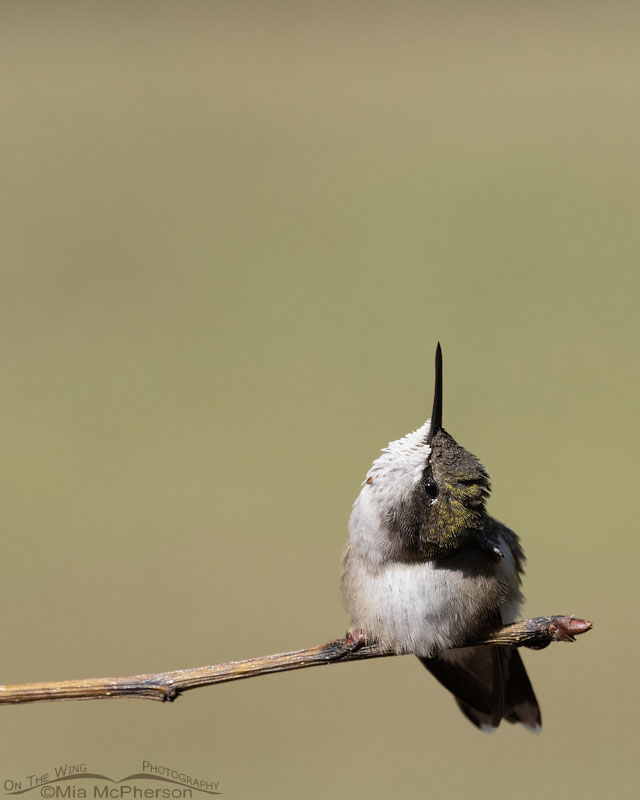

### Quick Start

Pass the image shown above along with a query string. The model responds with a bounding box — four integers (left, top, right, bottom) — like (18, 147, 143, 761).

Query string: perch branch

(0, 615, 591, 706)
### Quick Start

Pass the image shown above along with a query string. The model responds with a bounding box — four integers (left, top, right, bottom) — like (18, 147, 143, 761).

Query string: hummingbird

(341, 344, 541, 731)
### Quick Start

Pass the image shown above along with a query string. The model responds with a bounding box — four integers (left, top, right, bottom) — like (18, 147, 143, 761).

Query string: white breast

(342, 484, 521, 657)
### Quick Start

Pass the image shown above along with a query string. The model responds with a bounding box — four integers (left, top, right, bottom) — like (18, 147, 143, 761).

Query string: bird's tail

(418, 645, 541, 732)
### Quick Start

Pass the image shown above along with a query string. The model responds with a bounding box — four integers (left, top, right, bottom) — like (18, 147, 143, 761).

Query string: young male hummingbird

(341, 344, 541, 731)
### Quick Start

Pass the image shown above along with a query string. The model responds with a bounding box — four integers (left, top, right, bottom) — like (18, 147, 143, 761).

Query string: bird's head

(354, 344, 491, 561)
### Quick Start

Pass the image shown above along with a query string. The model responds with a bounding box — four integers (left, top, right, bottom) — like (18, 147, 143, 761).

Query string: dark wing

(502, 648, 542, 730)
(421, 519, 539, 731)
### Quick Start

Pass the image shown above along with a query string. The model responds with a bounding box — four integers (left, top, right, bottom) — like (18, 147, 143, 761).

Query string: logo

(3, 763, 221, 798)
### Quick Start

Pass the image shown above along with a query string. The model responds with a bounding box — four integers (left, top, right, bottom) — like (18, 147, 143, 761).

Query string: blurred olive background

(1, 1, 638, 798)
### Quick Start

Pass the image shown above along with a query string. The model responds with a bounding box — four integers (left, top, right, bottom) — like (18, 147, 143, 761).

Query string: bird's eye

(423, 479, 439, 500)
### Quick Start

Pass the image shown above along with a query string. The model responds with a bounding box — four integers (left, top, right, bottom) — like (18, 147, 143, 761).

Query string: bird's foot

(344, 629, 368, 652)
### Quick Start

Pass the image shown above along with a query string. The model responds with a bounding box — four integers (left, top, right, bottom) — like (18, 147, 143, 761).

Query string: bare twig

(0, 615, 592, 706)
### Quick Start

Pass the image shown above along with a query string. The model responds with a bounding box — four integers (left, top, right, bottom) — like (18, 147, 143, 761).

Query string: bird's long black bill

(428, 342, 443, 443)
